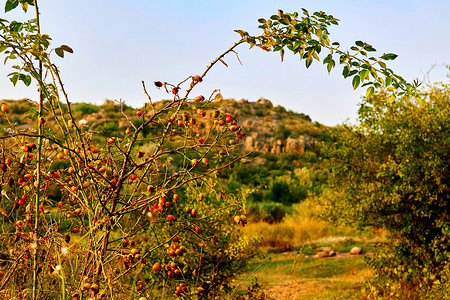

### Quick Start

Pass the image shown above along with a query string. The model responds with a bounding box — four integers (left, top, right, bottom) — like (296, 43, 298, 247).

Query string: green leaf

(5, 0, 19, 13)
(380, 53, 398, 60)
(352, 75, 360, 90)
(270, 15, 279, 21)
(9, 21, 23, 32)
(312, 52, 320, 61)
(360, 70, 369, 81)
(55, 47, 64, 58)
(9, 73, 19, 86)
(366, 86, 374, 98)
(0, 43, 7, 53)
(342, 65, 350, 78)
(22, 74, 31, 86)
(378, 61, 386, 69)
(349, 69, 358, 76)
(355, 41, 364, 47)
(20, 0, 27, 12)
(327, 59, 335, 73)
(385, 77, 392, 87)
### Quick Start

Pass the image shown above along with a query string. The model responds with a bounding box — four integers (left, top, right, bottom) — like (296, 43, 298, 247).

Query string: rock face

(286, 137, 306, 155)
(213, 99, 326, 156)
(271, 139, 283, 154)
(256, 98, 273, 108)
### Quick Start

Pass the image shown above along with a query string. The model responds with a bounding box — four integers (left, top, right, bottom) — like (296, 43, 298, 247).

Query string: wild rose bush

(0, 1, 256, 299)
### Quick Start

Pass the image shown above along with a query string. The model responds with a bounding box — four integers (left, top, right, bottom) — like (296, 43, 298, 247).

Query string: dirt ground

(238, 252, 372, 299)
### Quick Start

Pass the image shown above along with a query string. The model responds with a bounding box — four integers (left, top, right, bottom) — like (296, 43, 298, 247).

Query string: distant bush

(101, 121, 119, 135)
(299, 112, 311, 122)
(268, 179, 290, 204)
(272, 105, 286, 113)
(273, 124, 291, 140)
(248, 201, 291, 223)
(267, 178, 307, 205)
(300, 150, 317, 163)
(255, 108, 264, 117)
(9, 99, 31, 114)
(75, 102, 99, 115)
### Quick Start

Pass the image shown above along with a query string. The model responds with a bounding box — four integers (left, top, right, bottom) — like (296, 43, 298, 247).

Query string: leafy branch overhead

(0, 2, 73, 96)
(5, 0, 34, 13)
(236, 9, 420, 102)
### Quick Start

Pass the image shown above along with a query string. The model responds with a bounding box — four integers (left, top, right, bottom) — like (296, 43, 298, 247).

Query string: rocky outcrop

(256, 98, 273, 108)
(286, 137, 306, 155)
(270, 139, 283, 154)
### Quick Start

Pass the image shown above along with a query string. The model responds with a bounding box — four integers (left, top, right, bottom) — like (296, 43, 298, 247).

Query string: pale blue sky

(0, 1, 449, 125)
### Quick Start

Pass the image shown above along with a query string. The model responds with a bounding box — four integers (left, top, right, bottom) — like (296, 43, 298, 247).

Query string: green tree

(325, 84, 450, 297)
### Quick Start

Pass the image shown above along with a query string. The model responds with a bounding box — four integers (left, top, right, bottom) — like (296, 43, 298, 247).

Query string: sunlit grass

(233, 253, 373, 299)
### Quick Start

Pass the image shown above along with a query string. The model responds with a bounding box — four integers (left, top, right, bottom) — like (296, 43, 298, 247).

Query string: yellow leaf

(387, 95, 395, 103)
(215, 93, 223, 101)
(313, 52, 320, 61)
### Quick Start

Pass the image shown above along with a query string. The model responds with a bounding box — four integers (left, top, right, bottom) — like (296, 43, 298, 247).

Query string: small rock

(350, 247, 362, 255)
(317, 247, 333, 252)
(317, 251, 330, 258)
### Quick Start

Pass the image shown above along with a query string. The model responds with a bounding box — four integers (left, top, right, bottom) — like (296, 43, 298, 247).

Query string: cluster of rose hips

(77, 282, 100, 298)
(234, 215, 248, 227)
(152, 197, 173, 213)
(166, 239, 187, 257)
(175, 282, 187, 296)
(185, 206, 198, 217)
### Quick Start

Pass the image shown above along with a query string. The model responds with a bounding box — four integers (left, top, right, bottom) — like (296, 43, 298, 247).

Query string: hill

(0, 97, 331, 221)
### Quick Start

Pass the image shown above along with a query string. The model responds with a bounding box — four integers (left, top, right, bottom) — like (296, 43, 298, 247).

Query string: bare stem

(32, 1, 43, 299)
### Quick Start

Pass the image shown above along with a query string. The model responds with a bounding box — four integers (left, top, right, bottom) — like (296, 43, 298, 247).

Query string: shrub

(247, 202, 291, 223)
(325, 85, 450, 297)
(74, 102, 99, 116)
(0, 3, 256, 297)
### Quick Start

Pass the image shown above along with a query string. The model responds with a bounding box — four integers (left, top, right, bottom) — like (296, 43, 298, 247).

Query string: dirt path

(238, 252, 372, 299)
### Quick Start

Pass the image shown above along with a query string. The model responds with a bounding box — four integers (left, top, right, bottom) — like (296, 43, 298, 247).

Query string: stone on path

(349, 247, 362, 255)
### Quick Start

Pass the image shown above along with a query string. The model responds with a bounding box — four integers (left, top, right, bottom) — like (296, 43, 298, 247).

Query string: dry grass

(242, 198, 372, 253)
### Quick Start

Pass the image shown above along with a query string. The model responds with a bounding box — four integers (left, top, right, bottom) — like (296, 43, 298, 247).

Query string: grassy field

(226, 198, 382, 299)
(232, 251, 373, 299)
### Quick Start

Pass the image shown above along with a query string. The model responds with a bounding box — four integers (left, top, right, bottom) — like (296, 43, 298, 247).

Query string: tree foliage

(325, 83, 450, 297)
(237, 9, 421, 101)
